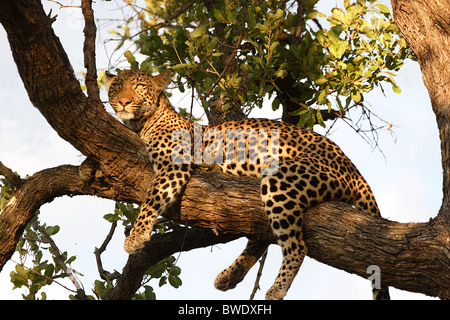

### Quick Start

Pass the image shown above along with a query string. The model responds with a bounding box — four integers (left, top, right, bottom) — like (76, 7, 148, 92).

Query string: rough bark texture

(0, 0, 449, 300)
(391, 0, 450, 223)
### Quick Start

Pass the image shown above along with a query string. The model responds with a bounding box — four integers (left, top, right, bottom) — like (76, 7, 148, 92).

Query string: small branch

(94, 217, 121, 281)
(31, 221, 88, 300)
(249, 249, 268, 300)
(105, 227, 240, 300)
(81, 0, 100, 102)
(294, 0, 304, 38)
(0, 161, 23, 187)
(164, 2, 194, 25)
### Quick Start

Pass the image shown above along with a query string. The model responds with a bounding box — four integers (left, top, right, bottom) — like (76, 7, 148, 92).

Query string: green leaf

(351, 90, 362, 103)
(103, 213, 119, 222)
(190, 23, 209, 38)
(170, 266, 181, 277)
(272, 97, 280, 111)
(227, 11, 238, 23)
(124, 50, 135, 63)
(247, 8, 256, 29)
(317, 89, 328, 105)
(376, 4, 391, 15)
(159, 276, 167, 287)
(146, 261, 167, 278)
(275, 69, 287, 78)
(213, 8, 225, 22)
(315, 76, 328, 85)
(143, 286, 156, 300)
(329, 40, 348, 58)
(274, 8, 284, 20)
(45, 225, 60, 236)
(168, 275, 182, 288)
(316, 109, 325, 128)
(392, 84, 401, 94)
(330, 8, 345, 25)
(269, 41, 280, 53)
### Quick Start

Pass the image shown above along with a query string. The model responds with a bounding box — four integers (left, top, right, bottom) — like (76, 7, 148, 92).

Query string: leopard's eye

(135, 83, 146, 90)
(110, 82, 121, 91)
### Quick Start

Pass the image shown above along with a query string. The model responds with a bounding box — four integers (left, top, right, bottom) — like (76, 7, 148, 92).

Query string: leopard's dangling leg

(260, 170, 309, 300)
(124, 164, 192, 254)
(373, 284, 390, 300)
(214, 239, 269, 291)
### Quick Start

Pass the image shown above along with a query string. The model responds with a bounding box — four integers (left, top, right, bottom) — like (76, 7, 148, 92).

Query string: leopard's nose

(118, 98, 131, 106)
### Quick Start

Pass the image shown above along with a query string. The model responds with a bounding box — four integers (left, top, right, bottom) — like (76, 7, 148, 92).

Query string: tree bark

(0, 0, 449, 299)
(391, 0, 450, 223)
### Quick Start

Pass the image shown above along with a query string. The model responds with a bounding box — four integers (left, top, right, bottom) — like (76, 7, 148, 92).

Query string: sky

(0, 0, 442, 300)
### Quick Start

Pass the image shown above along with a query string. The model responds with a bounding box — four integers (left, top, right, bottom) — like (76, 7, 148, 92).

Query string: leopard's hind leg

(260, 166, 310, 300)
(214, 239, 269, 291)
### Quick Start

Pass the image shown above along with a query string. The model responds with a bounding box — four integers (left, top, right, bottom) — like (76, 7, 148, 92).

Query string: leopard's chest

(142, 131, 174, 162)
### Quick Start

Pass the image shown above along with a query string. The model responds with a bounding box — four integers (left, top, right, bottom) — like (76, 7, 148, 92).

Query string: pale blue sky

(0, 0, 441, 299)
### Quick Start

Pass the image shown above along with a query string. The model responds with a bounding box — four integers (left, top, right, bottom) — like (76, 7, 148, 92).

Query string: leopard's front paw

(124, 229, 150, 254)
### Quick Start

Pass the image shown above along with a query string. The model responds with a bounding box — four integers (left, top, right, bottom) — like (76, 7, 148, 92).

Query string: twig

(294, 0, 304, 38)
(163, 2, 194, 27)
(81, 0, 100, 102)
(249, 249, 268, 300)
(48, 0, 80, 9)
(94, 208, 121, 281)
(31, 221, 88, 299)
(123, 0, 151, 26)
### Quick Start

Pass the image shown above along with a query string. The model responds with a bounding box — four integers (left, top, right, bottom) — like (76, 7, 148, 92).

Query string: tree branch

(0, 161, 23, 188)
(95, 219, 121, 281)
(31, 220, 88, 299)
(391, 0, 450, 222)
(249, 249, 268, 300)
(81, 0, 100, 103)
(105, 227, 239, 300)
(2, 153, 447, 299)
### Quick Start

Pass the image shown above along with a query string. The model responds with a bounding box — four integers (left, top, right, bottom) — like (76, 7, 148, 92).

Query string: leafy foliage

(0, 177, 14, 210)
(112, 0, 414, 129)
(10, 212, 80, 300)
(94, 202, 183, 300)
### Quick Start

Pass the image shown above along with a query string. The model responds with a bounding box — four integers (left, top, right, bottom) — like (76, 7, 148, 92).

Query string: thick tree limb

(1, 163, 448, 299)
(391, 0, 450, 222)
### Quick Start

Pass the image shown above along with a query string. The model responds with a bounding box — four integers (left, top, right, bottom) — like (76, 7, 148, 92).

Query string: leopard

(106, 69, 390, 300)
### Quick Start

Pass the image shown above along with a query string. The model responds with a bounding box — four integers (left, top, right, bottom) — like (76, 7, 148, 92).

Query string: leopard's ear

(153, 69, 173, 92)
(103, 70, 116, 89)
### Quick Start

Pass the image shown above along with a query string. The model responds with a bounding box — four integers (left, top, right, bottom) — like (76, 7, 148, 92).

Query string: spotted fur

(107, 69, 389, 300)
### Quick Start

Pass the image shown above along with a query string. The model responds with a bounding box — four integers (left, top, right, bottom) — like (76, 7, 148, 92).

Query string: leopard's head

(106, 69, 172, 122)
